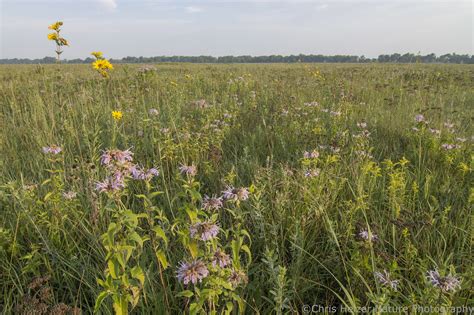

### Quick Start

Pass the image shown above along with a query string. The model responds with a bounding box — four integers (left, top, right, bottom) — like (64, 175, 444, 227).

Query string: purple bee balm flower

(148, 108, 159, 116)
(100, 149, 134, 166)
(202, 195, 223, 211)
(211, 249, 231, 268)
(190, 221, 219, 241)
(95, 175, 125, 193)
(222, 186, 249, 201)
(131, 165, 159, 180)
(304, 169, 321, 178)
(62, 191, 77, 200)
(177, 260, 209, 285)
(303, 150, 319, 159)
(228, 269, 248, 288)
(179, 164, 197, 176)
(42, 145, 62, 155)
(426, 269, 461, 293)
(415, 114, 426, 123)
(374, 270, 400, 291)
(358, 229, 378, 242)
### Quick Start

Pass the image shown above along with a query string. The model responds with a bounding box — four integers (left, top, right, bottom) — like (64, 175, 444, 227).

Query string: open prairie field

(0, 63, 473, 314)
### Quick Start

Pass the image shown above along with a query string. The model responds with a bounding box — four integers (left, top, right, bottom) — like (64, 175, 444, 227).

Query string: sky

(0, 0, 472, 59)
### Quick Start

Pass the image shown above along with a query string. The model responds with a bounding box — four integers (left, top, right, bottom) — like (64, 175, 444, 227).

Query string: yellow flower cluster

(112, 110, 123, 121)
(47, 21, 69, 47)
(91, 52, 114, 78)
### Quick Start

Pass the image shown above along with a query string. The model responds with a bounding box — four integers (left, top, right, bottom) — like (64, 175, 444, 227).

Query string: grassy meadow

(0, 63, 473, 314)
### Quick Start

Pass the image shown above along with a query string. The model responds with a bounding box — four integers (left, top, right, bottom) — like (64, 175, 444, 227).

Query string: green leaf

(155, 249, 169, 269)
(176, 290, 194, 298)
(130, 266, 145, 286)
(108, 259, 119, 279)
(152, 226, 168, 245)
(94, 291, 110, 312)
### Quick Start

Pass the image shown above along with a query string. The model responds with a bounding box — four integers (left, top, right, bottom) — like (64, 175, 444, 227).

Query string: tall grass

(0, 63, 472, 314)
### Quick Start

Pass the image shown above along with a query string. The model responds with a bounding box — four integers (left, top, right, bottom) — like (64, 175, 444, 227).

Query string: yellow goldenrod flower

(47, 33, 58, 41)
(48, 21, 63, 31)
(112, 111, 123, 121)
(91, 51, 104, 59)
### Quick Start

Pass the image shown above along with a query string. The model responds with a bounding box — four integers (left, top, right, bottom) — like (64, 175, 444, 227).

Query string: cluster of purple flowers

(179, 164, 197, 177)
(202, 195, 224, 211)
(176, 260, 210, 285)
(222, 186, 249, 202)
(95, 149, 159, 194)
(374, 270, 399, 291)
(42, 145, 62, 155)
(303, 150, 320, 159)
(189, 221, 220, 241)
(426, 269, 461, 293)
(358, 229, 378, 242)
(304, 169, 321, 178)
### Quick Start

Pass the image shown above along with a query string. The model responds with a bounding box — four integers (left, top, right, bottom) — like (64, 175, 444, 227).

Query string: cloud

(98, 0, 117, 10)
(185, 6, 203, 13)
(316, 4, 329, 10)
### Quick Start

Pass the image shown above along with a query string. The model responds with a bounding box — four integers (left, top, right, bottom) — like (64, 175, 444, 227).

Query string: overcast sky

(0, 0, 472, 59)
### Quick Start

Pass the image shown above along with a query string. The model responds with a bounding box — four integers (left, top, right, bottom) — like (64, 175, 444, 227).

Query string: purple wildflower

(358, 229, 378, 242)
(441, 143, 460, 150)
(100, 149, 133, 166)
(427, 269, 461, 293)
(202, 195, 223, 211)
(228, 269, 248, 288)
(374, 270, 399, 291)
(222, 186, 249, 201)
(95, 175, 125, 193)
(211, 249, 231, 268)
(42, 145, 62, 155)
(415, 114, 426, 123)
(304, 169, 321, 178)
(148, 108, 159, 116)
(131, 165, 159, 180)
(190, 221, 220, 241)
(179, 164, 197, 176)
(62, 191, 77, 200)
(303, 150, 320, 159)
(176, 260, 209, 285)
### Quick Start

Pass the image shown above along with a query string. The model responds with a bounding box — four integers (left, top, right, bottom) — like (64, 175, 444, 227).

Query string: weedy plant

(47, 21, 69, 62)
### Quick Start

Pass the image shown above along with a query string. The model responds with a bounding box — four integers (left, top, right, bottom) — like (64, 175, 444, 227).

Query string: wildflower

(190, 221, 219, 241)
(304, 169, 321, 177)
(47, 33, 58, 41)
(148, 108, 159, 116)
(111, 110, 123, 121)
(42, 145, 62, 155)
(202, 195, 223, 211)
(426, 269, 461, 293)
(303, 150, 319, 159)
(441, 143, 459, 150)
(228, 269, 248, 288)
(131, 165, 159, 181)
(91, 51, 103, 59)
(330, 110, 341, 117)
(179, 164, 197, 176)
(48, 21, 63, 31)
(374, 270, 400, 291)
(177, 260, 209, 285)
(357, 122, 368, 129)
(100, 149, 133, 166)
(222, 186, 249, 201)
(456, 137, 466, 143)
(211, 249, 231, 268)
(429, 128, 441, 136)
(62, 191, 77, 200)
(95, 175, 125, 193)
(444, 122, 454, 129)
(92, 58, 113, 78)
(358, 229, 378, 242)
(415, 114, 427, 123)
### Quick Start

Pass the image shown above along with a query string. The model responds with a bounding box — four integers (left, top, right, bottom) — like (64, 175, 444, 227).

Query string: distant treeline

(1, 53, 473, 64)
